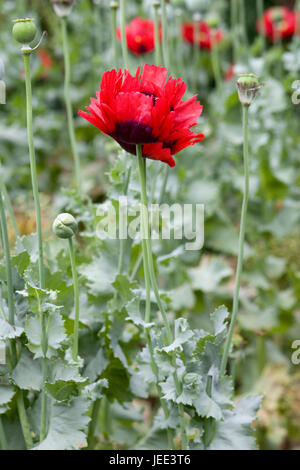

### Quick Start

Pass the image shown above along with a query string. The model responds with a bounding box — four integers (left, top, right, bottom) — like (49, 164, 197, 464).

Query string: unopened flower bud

(110, 1, 119, 9)
(50, 0, 75, 18)
(207, 15, 220, 29)
(183, 373, 198, 385)
(53, 213, 78, 239)
(237, 73, 261, 107)
(12, 18, 37, 45)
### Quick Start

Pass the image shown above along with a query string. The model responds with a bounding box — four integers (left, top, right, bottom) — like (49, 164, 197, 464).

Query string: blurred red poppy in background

(117, 17, 160, 55)
(79, 65, 204, 167)
(257, 6, 296, 42)
(182, 21, 224, 50)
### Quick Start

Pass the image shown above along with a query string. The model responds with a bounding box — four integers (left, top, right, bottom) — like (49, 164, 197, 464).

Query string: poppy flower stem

(220, 105, 249, 376)
(68, 237, 80, 361)
(0, 191, 33, 449)
(192, 16, 201, 91)
(153, 2, 162, 66)
(211, 42, 222, 93)
(137, 145, 188, 450)
(119, 0, 129, 69)
(160, 0, 170, 69)
(256, 0, 266, 52)
(0, 418, 8, 450)
(239, 0, 248, 50)
(0, 176, 20, 238)
(231, 0, 239, 63)
(118, 163, 131, 275)
(23, 53, 45, 290)
(110, 2, 119, 69)
(0, 191, 15, 326)
(60, 17, 82, 198)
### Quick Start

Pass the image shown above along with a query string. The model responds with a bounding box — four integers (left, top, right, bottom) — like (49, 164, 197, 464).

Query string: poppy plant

(117, 17, 159, 55)
(257, 7, 296, 42)
(79, 64, 204, 167)
(182, 21, 224, 50)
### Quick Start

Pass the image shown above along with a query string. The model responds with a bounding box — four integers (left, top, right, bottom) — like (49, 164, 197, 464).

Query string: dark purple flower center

(114, 120, 156, 145)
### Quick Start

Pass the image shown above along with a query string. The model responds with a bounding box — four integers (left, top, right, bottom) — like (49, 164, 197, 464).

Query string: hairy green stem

(192, 19, 200, 91)
(220, 105, 249, 376)
(24, 53, 45, 290)
(68, 238, 80, 361)
(256, 0, 265, 52)
(0, 417, 8, 450)
(138, 154, 174, 450)
(161, 0, 169, 68)
(111, 4, 118, 69)
(0, 191, 33, 449)
(231, 0, 239, 63)
(0, 191, 15, 325)
(153, 3, 162, 66)
(119, 0, 129, 69)
(37, 290, 48, 442)
(211, 42, 222, 93)
(87, 398, 101, 449)
(0, 177, 20, 238)
(61, 18, 82, 198)
(137, 145, 187, 450)
(16, 390, 33, 449)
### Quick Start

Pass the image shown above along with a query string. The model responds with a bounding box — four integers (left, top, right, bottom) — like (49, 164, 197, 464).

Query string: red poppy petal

(143, 143, 175, 167)
(140, 64, 167, 91)
(116, 92, 153, 127)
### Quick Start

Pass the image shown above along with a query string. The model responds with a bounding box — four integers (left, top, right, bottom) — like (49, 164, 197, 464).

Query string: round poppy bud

(237, 73, 261, 107)
(12, 18, 37, 45)
(110, 1, 119, 9)
(53, 213, 78, 239)
(50, 0, 75, 18)
(207, 15, 220, 29)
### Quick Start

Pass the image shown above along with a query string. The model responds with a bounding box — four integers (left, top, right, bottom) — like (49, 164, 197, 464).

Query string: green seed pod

(50, 0, 75, 18)
(53, 213, 78, 239)
(12, 18, 37, 45)
(110, 1, 119, 9)
(237, 73, 261, 107)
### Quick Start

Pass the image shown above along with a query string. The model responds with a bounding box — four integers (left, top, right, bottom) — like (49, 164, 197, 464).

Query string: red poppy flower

(182, 21, 224, 50)
(116, 17, 159, 55)
(78, 65, 204, 167)
(257, 7, 296, 42)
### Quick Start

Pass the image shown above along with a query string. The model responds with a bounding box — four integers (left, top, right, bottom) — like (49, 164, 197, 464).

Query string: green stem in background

(239, 0, 248, 50)
(117, 162, 131, 275)
(161, 0, 169, 68)
(0, 191, 33, 449)
(220, 105, 249, 376)
(153, 2, 162, 67)
(119, 0, 129, 69)
(23, 53, 45, 290)
(0, 177, 20, 238)
(137, 145, 187, 450)
(38, 290, 48, 442)
(192, 16, 201, 91)
(110, 2, 119, 69)
(158, 165, 169, 204)
(231, 0, 239, 63)
(61, 17, 82, 198)
(0, 417, 8, 450)
(16, 390, 33, 449)
(68, 238, 80, 361)
(256, 0, 266, 52)
(138, 154, 174, 450)
(0, 191, 15, 325)
(87, 398, 101, 449)
(211, 41, 222, 94)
